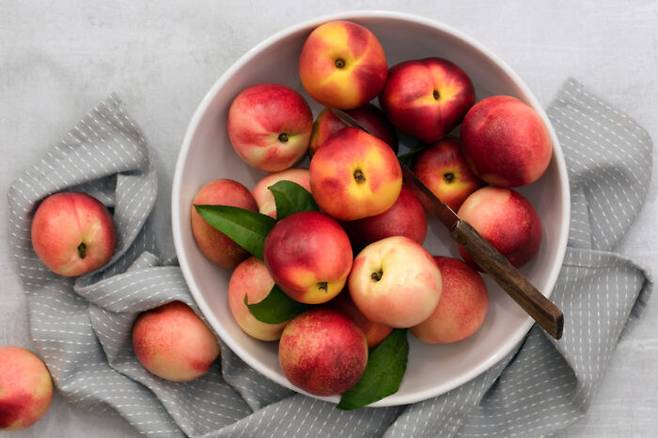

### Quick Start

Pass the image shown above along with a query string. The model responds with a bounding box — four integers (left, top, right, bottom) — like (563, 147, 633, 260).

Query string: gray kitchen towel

(6, 78, 653, 437)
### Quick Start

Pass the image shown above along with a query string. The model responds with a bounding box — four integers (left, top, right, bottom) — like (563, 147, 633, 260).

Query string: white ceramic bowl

(172, 11, 570, 407)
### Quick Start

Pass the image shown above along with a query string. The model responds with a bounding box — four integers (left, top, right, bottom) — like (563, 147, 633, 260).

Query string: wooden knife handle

(452, 220, 564, 340)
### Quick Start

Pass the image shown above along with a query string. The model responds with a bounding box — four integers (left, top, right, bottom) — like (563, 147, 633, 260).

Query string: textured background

(1, 1, 656, 436)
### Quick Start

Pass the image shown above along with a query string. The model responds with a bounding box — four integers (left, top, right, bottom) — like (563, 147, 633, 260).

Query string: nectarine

(132, 301, 220, 382)
(191, 179, 258, 269)
(349, 236, 441, 328)
(461, 95, 552, 187)
(264, 211, 352, 304)
(228, 257, 287, 341)
(0, 347, 53, 430)
(228, 83, 312, 172)
(299, 21, 387, 109)
(329, 293, 392, 348)
(380, 57, 474, 143)
(344, 185, 427, 249)
(251, 169, 310, 218)
(412, 257, 488, 344)
(458, 187, 542, 268)
(278, 309, 367, 396)
(413, 138, 481, 211)
(310, 128, 402, 221)
(31, 192, 116, 277)
(309, 105, 398, 154)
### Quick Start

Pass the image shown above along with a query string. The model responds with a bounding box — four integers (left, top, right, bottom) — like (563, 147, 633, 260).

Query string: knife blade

(329, 108, 564, 340)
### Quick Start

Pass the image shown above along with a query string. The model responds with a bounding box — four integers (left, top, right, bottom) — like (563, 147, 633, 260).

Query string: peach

(278, 309, 367, 396)
(228, 257, 287, 341)
(0, 347, 53, 430)
(413, 138, 481, 211)
(31, 192, 116, 277)
(458, 187, 542, 268)
(264, 211, 352, 304)
(191, 179, 258, 269)
(309, 104, 398, 154)
(379, 57, 475, 144)
(299, 20, 388, 109)
(461, 95, 552, 187)
(227, 83, 312, 172)
(329, 293, 392, 348)
(251, 169, 310, 218)
(310, 127, 402, 221)
(344, 185, 427, 249)
(411, 257, 488, 344)
(132, 301, 220, 382)
(348, 236, 441, 328)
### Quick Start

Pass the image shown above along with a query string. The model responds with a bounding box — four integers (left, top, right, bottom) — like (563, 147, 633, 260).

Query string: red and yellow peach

(299, 20, 388, 109)
(227, 83, 312, 172)
(228, 257, 287, 341)
(458, 187, 542, 268)
(0, 347, 53, 430)
(310, 128, 402, 221)
(380, 57, 475, 144)
(251, 169, 310, 218)
(344, 185, 427, 249)
(330, 293, 392, 348)
(191, 179, 258, 269)
(309, 104, 398, 154)
(278, 309, 367, 396)
(132, 301, 220, 382)
(264, 211, 352, 304)
(412, 257, 488, 344)
(31, 192, 116, 277)
(413, 138, 481, 211)
(349, 236, 442, 328)
(461, 95, 552, 187)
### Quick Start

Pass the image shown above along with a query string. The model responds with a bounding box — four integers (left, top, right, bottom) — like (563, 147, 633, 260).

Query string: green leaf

(244, 284, 308, 324)
(195, 205, 276, 260)
(268, 180, 318, 219)
(337, 328, 409, 410)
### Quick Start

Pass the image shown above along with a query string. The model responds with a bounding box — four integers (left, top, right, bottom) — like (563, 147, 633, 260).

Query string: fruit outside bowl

(172, 11, 570, 407)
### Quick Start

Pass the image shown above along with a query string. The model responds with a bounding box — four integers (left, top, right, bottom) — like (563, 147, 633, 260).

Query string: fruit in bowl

(227, 84, 312, 172)
(412, 256, 489, 344)
(413, 138, 481, 211)
(228, 257, 288, 341)
(310, 128, 402, 221)
(278, 309, 368, 396)
(172, 12, 569, 408)
(461, 95, 552, 187)
(299, 20, 388, 109)
(458, 187, 542, 268)
(349, 236, 442, 328)
(264, 211, 353, 304)
(344, 185, 427, 249)
(310, 104, 398, 154)
(191, 179, 258, 268)
(380, 57, 475, 144)
(252, 169, 310, 218)
(329, 293, 392, 348)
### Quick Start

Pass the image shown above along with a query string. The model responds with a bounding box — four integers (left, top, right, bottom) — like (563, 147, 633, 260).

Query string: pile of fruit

(2, 21, 554, 429)
(191, 20, 552, 408)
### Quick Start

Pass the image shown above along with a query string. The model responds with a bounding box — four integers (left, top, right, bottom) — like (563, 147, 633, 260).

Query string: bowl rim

(172, 10, 571, 407)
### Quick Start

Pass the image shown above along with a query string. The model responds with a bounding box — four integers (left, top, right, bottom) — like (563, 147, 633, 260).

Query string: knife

(330, 108, 564, 340)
